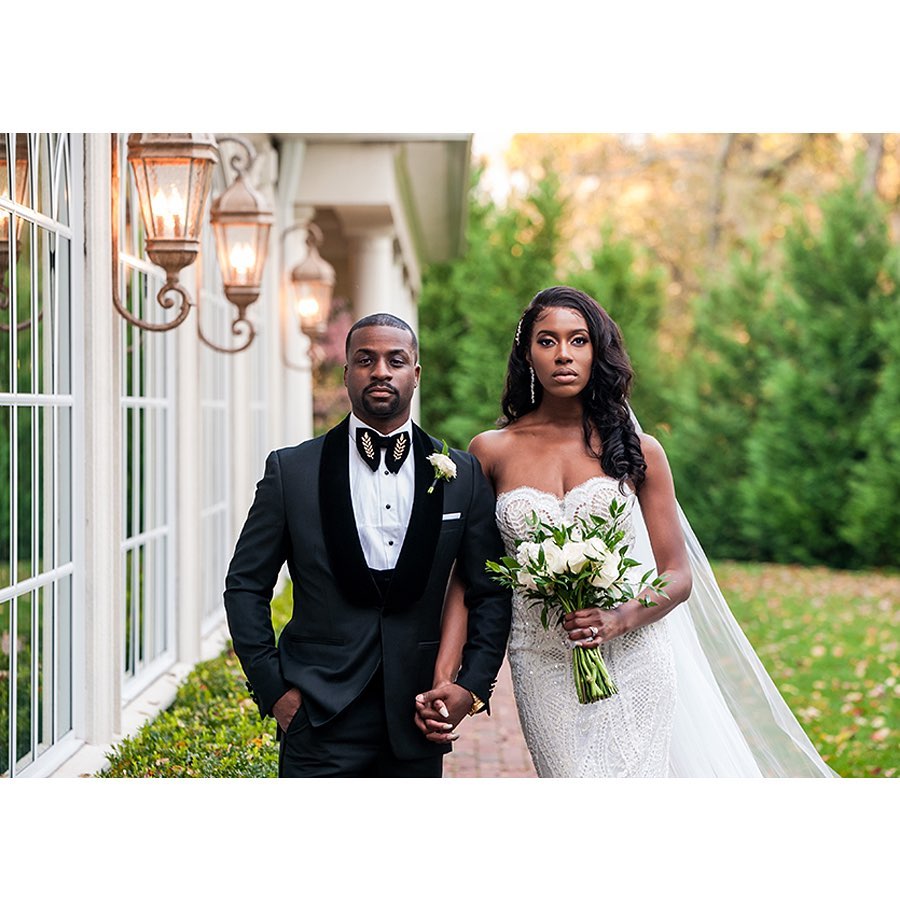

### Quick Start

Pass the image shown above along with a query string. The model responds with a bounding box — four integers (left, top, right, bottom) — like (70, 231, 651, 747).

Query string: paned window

(117, 135, 175, 699)
(0, 133, 77, 776)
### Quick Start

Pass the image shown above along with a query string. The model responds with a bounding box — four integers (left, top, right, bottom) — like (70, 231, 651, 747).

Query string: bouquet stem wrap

(573, 644, 617, 703)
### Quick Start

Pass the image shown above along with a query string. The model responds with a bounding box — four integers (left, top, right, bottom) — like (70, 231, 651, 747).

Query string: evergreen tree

(419, 170, 565, 447)
(664, 246, 776, 558)
(742, 176, 898, 565)
(567, 227, 670, 433)
(843, 282, 900, 568)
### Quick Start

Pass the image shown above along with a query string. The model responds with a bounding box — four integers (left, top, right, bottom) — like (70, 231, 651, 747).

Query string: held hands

(272, 686, 303, 732)
(414, 681, 473, 743)
(563, 607, 631, 649)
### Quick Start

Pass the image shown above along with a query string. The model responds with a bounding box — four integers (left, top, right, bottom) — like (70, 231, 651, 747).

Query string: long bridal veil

(628, 409, 837, 777)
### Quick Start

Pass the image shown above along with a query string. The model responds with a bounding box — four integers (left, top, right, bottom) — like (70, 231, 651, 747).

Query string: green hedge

(99, 584, 293, 778)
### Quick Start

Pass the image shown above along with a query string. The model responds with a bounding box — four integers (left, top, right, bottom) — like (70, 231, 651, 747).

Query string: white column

(389, 250, 421, 421)
(277, 141, 313, 449)
(81, 134, 122, 743)
(349, 229, 395, 319)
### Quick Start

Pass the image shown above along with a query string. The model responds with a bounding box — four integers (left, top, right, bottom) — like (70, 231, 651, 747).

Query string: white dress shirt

(348, 412, 415, 570)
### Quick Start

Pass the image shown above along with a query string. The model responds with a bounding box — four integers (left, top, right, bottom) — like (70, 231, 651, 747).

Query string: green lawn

(714, 561, 898, 778)
(98, 563, 898, 778)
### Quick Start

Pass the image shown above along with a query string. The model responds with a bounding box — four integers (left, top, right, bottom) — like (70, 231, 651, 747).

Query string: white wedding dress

(497, 468, 837, 778)
(497, 476, 677, 777)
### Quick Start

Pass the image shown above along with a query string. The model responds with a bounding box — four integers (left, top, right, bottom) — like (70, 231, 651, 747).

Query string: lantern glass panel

(213, 221, 271, 288)
(293, 280, 332, 333)
(130, 157, 214, 242)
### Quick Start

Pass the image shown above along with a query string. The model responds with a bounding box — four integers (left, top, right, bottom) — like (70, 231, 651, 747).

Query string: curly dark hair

(500, 285, 647, 491)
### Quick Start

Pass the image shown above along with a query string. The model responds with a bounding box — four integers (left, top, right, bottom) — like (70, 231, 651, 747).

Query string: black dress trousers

(277, 566, 442, 778)
(277, 664, 443, 778)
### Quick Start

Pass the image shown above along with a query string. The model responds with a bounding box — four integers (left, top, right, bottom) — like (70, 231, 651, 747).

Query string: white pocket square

(442, 512, 462, 520)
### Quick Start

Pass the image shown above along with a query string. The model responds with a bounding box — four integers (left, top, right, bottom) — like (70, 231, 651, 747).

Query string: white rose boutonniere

(426, 439, 457, 494)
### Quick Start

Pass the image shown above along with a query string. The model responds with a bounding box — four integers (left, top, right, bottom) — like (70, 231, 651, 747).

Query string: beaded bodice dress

(496, 476, 676, 778)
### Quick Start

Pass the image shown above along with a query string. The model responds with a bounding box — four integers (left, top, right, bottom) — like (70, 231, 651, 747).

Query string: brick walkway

(443, 658, 537, 778)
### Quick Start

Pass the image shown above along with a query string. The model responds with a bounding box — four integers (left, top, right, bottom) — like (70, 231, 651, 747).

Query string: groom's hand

(414, 682, 471, 743)
(272, 687, 303, 732)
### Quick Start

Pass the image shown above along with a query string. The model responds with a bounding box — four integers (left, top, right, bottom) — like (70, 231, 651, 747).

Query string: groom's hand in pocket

(414, 682, 471, 742)
(272, 687, 303, 733)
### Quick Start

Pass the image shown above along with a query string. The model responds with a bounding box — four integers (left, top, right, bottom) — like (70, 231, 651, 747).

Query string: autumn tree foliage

(663, 246, 777, 558)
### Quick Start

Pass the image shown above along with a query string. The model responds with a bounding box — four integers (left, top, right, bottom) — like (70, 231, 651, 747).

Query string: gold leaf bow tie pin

(355, 428, 411, 473)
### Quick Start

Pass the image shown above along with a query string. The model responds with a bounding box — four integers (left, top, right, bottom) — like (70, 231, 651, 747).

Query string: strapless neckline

(496, 474, 623, 504)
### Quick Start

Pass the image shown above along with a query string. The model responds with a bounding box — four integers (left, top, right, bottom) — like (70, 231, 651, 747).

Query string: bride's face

(528, 306, 594, 400)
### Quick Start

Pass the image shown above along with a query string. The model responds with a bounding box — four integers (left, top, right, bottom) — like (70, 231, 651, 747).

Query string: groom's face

(344, 325, 420, 432)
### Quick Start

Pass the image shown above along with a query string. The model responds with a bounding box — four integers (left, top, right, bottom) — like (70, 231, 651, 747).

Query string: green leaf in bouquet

(500, 556, 519, 569)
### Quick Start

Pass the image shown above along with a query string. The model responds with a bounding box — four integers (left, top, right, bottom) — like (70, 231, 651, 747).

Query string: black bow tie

(355, 427, 411, 474)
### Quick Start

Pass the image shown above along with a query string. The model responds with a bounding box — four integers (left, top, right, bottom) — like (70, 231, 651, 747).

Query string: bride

(416, 285, 835, 777)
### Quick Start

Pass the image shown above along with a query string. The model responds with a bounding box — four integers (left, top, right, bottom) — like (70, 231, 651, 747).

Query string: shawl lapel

(383, 424, 444, 611)
(319, 415, 380, 608)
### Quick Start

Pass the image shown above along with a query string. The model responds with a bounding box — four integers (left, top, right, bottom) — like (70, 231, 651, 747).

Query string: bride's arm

(564, 433, 693, 644)
(433, 564, 468, 686)
(430, 432, 499, 684)
(415, 435, 498, 741)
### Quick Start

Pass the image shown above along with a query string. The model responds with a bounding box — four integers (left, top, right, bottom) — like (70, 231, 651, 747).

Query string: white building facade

(0, 131, 471, 777)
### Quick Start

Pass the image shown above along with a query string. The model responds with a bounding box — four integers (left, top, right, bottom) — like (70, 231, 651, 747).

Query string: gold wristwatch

(467, 690, 486, 716)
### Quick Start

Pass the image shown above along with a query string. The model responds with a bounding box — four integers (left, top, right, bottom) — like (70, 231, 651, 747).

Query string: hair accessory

(515, 315, 524, 346)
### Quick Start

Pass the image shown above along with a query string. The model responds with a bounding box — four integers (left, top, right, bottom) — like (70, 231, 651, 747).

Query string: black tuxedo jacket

(223, 416, 512, 761)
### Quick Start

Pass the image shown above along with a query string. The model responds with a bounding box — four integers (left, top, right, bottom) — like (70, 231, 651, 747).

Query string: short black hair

(344, 313, 419, 359)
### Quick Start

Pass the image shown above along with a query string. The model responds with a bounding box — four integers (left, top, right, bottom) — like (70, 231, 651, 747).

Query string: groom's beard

(361, 384, 401, 419)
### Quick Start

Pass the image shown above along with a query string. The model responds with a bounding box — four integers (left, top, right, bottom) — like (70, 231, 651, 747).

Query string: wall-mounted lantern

(203, 135, 274, 353)
(120, 133, 218, 330)
(280, 221, 336, 371)
(112, 132, 274, 353)
(289, 223, 335, 338)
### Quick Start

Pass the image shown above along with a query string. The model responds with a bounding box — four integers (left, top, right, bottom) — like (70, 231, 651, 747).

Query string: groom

(224, 313, 511, 777)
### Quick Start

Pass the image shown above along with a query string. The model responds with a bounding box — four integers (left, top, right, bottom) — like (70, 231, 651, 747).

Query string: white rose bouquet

(486, 498, 669, 704)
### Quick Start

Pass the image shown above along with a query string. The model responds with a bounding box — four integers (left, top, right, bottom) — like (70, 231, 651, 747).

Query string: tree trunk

(709, 133, 737, 255)
(862, 133, 884, 193)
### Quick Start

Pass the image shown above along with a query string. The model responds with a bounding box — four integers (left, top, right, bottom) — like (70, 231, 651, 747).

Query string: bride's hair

(500, 285, 647, 491)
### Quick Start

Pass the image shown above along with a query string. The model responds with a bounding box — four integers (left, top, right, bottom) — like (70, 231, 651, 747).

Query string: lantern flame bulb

(151, 185, 185, 238)
(296, 296, 320, 319)
(229, 242, 256, 278)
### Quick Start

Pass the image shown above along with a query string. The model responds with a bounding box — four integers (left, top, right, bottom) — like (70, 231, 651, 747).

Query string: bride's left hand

(563, 608, 630, 648)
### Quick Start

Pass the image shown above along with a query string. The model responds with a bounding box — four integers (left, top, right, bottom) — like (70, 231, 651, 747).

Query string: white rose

(583, 537, 608, 561)
(516, 568, 540, 593)
(588, 546, 621, 590)
(540, 538, 567, 575)
(515, 541, 542, 568)
(561, 541, 589, 573)
(427, 452, 457, 479)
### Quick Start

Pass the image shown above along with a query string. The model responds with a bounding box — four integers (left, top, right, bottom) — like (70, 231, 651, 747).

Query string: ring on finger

(589, 626, 599, 638)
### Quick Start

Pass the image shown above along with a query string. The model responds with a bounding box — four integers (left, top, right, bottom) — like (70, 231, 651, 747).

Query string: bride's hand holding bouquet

(486, 498, 669, 704)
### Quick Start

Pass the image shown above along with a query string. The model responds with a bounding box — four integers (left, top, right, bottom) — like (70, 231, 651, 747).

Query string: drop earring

(530, 367, 536, 405)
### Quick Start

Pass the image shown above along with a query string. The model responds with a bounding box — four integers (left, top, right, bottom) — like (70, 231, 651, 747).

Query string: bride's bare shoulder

(467, 428, 513, 460)
(639, 432, 674, 482)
